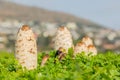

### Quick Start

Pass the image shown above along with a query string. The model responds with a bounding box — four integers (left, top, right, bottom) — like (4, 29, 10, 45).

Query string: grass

(0, 51, 120, 80)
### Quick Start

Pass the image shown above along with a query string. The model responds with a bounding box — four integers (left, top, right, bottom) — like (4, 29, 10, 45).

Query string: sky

(9, 0, 120, 30)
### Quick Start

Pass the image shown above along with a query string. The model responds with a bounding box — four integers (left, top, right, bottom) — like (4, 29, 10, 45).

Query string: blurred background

(0, 0, 120, 53)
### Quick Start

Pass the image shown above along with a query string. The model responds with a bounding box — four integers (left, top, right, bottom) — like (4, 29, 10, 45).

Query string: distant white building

(66, 22, 77, 30)
(41, 22, 57, 37)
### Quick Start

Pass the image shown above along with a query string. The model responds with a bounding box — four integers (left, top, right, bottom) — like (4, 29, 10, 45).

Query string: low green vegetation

(0, 51, 120, 80)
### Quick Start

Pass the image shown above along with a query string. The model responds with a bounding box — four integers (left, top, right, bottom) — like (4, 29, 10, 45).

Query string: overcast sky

(10, 0, 120, 29)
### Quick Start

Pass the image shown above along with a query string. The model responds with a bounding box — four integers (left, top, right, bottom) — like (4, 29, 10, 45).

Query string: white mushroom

(15, 25, 37, 70)
(53, 26, 74, 53)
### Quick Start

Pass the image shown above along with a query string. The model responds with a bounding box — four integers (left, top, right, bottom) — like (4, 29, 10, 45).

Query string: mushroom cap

(81, 36, 93, 46)
(15, 25, 37, 70)
(53, 26, 73, 52)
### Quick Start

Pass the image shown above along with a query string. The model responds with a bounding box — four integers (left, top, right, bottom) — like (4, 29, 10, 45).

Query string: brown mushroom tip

(82, 36, 92, 42)
(42, 54, 49, 59)
(21, 25, 31, 31)
(59, 47, 64, 50)
(83, 36, 90, 39)
(45, 54, 49, 58)
(58, 26, 66, 31)
(58, 47, 66, 53)
(88, 45, 95, 48)
(42, 54, 49, 61)
(77, 42, 85, 46)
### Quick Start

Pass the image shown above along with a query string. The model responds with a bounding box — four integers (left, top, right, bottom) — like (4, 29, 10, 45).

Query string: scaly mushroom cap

(81, 36, 93, 46)
(74, 42, 87, 56)
(15, 25, 37, 70)
(87, 45, 97, 56)
(74, 36, 97, 56)
(53, 26, 73, 53)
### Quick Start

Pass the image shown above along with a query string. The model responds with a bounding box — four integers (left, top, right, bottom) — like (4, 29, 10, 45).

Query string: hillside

(0, 1, 104, 28)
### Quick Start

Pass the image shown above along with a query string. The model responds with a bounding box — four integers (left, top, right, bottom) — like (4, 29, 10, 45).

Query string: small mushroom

(41, 54, 49, 67)
(74, 42, 87, 56)
(74, 36, 97, 56)
(87, 45, 97, 56)
(54, 47, 66, 63)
